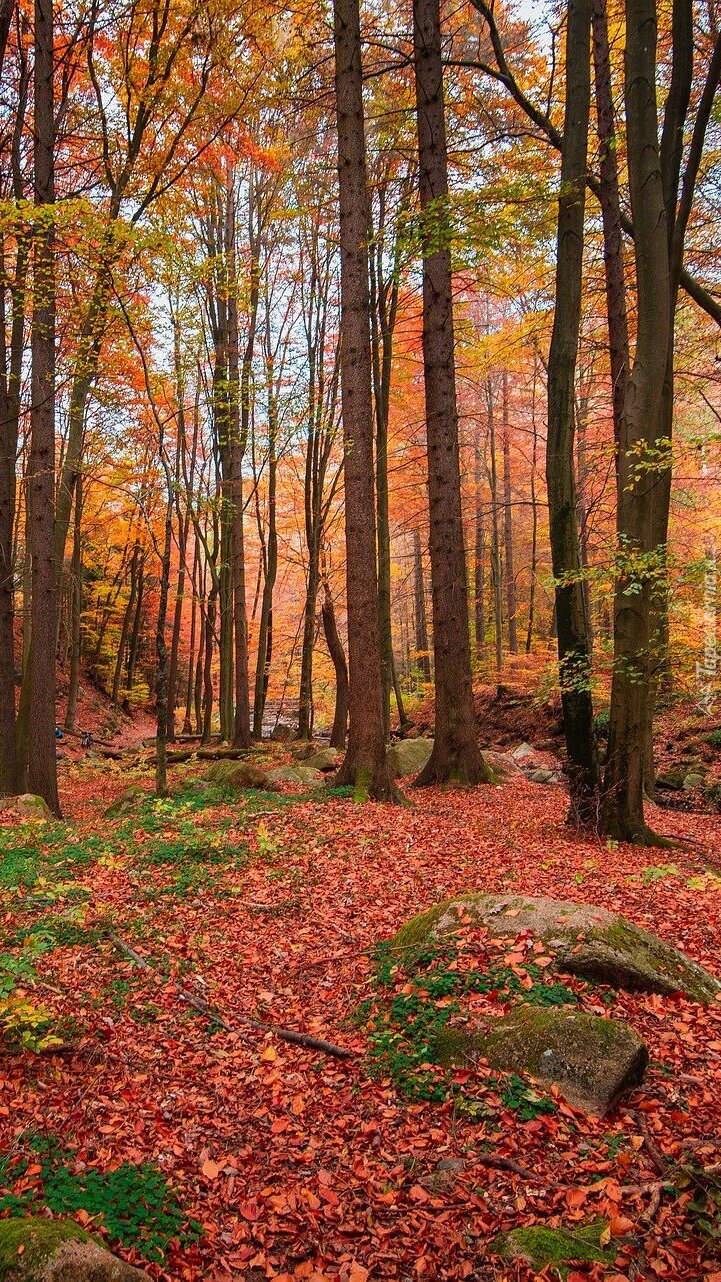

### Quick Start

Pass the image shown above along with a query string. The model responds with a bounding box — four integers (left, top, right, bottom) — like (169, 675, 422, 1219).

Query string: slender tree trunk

(526, 356, 540, 653)
(322, 577, 349, 749)
(298, 552, 319, 740)
(64, 477, 82, 732)
(112, 546, 137, 707)
(487, 381, 503, 674)
(253, 366, 278, 738)
(412, 528, 431, 681)
(501, 371, 518, 654)
(545, 0, 599, 825)
(474, 433, 485, 663)
(202, 581, 217, 743)
(27, 0, 59, 814)
(412, 0, 491, 786)
(331, 0, 399, 799)
(183, 539, 200, 735)
(125, 561, 144, 703)
(155, 470, 173, 798)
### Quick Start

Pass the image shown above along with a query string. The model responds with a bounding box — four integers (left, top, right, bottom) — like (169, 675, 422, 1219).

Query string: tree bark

(602, 0, 671, 840)
(331, 0, 399, 800)
(64, 476, 82, 733)
(412, 528, 431, 682)
(501, 371, 518, 654)
(412, 0, 491, 786)
(322, 577, 349, 750)
(545, 0, 599, 825)
(27, 0, 60, 815)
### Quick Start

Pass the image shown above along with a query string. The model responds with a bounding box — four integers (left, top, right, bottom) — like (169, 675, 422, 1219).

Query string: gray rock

(270, 724, 293, 742)
(511, 742, 535, 760)
(433, 1005, 648, 1116)
(529, 768, 557, 784)
(392, 891, 720, 1003)
(0, 1216, 150, 1280)
(683, 771, 706, 790)
(482, 750, 523, 777)
(205, 761, 276, 791)
(1, 793, 55, 822)
(302, 748, 341, 772)
(387, 737, 434, 778)
(266, 766, 321, 785)
(103, 786, 149, 818)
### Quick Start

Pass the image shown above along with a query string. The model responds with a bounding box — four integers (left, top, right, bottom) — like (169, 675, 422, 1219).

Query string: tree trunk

(252, 358, 279, 739)
(322, 577, 349, 750)
(545, 0, 599, 825)
(487, 380, 503, 675)
(64, 477, 82, 733)
(412, 528, 431, 682)
(474, 433, 485, 663)
(412, 0, 491, 786)
(27, 0, 60, 815)
(602, 0, 672, 841)
(331, 0, 399, 799)
(501, 371, 518, 654)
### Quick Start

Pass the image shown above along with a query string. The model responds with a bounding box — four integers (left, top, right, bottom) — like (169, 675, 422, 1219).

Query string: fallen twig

(631, 1109, 668, 1176)
(106, 929, 356, 1059)
(474, 1153, 541, 1180)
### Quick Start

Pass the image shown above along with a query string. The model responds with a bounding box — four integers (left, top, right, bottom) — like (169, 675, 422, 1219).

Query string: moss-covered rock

(432, 1004, 647, 1115)
(391, 892, 720, 1003)
(386, 738, 434, 778)
(0, 1217, 150, 1280)
(492, 1220, 615, 1275)
(103, 787, 148, 818)
(266, 766, 320, 785)
(301, 749, 341, 772)
(204, 761, 276, 790)
(0, 795, 54, 822)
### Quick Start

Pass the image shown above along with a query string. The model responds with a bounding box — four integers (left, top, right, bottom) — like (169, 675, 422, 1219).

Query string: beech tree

(545, 0, 600, 825)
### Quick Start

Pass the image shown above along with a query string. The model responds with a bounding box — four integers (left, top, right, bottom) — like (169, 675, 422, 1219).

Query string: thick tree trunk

(412, 0, 492, 786)
(545, 0, 599, 825)
(602, 0, 671, 841)
(331, 0, 399, 799)
(27, 0, 60, 815)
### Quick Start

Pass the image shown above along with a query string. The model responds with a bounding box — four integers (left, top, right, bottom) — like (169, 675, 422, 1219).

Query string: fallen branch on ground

(106, 929, 356, 1059)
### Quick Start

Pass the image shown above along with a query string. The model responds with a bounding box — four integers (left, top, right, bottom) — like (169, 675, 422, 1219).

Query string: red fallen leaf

(239, 1200, 262, 1221)
(566, 1188, 587, 1208)
(270, 1117, 289, 1133)
(319, 1187, 339, 1206)
(201, 1159, 219, 1180)
(409, 1184, 429, 1203)
(348, 1265, 369, 1282)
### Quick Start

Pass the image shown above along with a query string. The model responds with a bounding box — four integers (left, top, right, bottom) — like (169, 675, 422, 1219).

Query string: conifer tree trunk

(412, 0, 492, 786)
(474, 432, 485, 662)
(546, 0, 599, 825)
(331, 0, 399, 800)
(27, 0, 59, 815)
(487, 380, 503, 675)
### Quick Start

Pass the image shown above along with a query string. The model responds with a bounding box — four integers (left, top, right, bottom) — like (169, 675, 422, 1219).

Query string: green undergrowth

(360, 940, 574, 1113)
(0, 1135, 201, 1263)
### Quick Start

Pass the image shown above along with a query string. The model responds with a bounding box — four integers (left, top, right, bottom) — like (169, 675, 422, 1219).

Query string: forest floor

(2, 746, 721, 1281)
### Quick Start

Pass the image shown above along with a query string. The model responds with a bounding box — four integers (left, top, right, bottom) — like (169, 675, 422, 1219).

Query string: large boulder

(481, 750, 523, 778)
(392, 892, 720, 1004)
(266, 766, 321, 785)
(205, 761, 276, 791)
(433, 1005, 648, 1116)
(0, 1217, 150, 1280)
(0, 794, 54, 822)
(387, 738, 434, 778)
